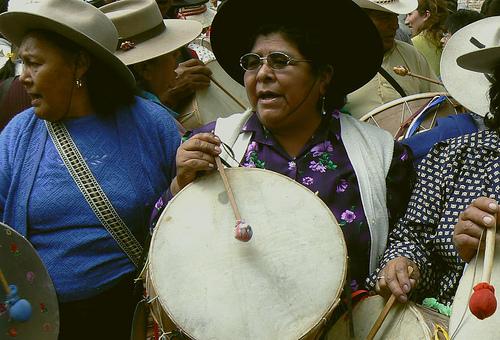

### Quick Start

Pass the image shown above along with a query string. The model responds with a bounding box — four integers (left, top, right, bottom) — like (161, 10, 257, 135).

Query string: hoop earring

(75, 79, 83, 88)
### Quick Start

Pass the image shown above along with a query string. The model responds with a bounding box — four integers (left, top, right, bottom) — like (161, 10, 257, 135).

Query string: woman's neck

(270, 114, 323, 158)
(65, 90, 94, 119)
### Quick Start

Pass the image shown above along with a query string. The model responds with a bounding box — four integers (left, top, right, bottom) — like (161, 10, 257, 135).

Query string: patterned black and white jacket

(367, 129, 500, 306)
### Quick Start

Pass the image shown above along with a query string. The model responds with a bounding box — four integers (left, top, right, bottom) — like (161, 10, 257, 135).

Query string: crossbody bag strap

(378, 67, 407, 98)
(45, 121, 143, 268)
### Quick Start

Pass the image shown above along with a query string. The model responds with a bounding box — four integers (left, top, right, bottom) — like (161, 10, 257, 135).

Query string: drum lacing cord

(449, 229, 485, 339)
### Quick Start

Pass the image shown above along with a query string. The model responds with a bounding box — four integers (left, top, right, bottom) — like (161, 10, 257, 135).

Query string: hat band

(118, 22, 166, 51)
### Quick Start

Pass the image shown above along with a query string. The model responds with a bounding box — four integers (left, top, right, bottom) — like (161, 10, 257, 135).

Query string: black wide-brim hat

(211, 0, 384, 95)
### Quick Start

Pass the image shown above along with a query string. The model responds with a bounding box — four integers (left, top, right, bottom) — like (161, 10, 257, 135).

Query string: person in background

(0, 0, 180, 338)
(440, 8, 484, 46)
(371, 16, 500, 307)
(405, 0, 449, 77)
(101, 0, 202, 133)
(154, 0, 213, 114)
(344, 0, 444, 120)
(0, 0, 30, 130)
(481, 0, 500, 16)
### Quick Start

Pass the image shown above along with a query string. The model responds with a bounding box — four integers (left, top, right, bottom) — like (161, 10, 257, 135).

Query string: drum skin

(177, 59, 250, 130)
(326, 295, 449, 339)
(147, 168, 347, 340)
(359, 92, 465, 140)
(449, 238, 500, 339)
(0, 223, 59, 339)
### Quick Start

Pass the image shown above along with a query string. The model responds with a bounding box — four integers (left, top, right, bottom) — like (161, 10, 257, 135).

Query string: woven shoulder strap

(45, 121, 143, 267)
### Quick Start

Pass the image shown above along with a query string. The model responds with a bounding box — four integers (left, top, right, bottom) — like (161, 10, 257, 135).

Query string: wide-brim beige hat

(100, 0, 202, 66)
(178, 6, 216, 29)
(457, 16, 500, 75)
(353, 0, 417, 14)
(1, 0, 135, 88)
(440, 17, 500, 117)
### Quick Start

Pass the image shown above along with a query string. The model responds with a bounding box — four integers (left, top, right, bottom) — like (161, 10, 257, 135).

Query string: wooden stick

(209, 75, 247, 110)
(482, 213, 497, 283)
(0, 268, 11, 295)
(392, 66, 443, 85)
(215, 156, 241, 221)
(366, 266, 414, 340)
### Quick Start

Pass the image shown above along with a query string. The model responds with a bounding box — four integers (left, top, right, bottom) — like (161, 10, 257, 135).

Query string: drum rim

(359, 91, 451, 122)
(148, 167, 348, 339)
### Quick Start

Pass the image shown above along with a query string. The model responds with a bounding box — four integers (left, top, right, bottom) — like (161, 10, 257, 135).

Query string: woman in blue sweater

(0, 0, 180, 339)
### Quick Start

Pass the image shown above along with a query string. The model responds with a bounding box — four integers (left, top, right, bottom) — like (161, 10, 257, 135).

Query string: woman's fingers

(175, 133, 222, 190)
(376, 257, 419, 303)
(454, 197, 498, 262)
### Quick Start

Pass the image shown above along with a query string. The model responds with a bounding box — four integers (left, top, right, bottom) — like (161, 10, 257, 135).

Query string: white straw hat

(353, 0, 418, 14)
(456, 16, 500, 75)
(440, 17, 500, 117)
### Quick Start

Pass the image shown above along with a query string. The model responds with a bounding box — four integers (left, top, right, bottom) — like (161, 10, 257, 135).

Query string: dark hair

(444, 9, 484, 34)
(30, 30, 135, 116)
(246, 23, 346, 112)
(485, 63, 500, 130)
(417, 0, 449, 47)
(481, 0, 500, 16)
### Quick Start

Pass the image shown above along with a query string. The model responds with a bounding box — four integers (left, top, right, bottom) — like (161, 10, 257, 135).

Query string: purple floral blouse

(150, 110, 415, 290)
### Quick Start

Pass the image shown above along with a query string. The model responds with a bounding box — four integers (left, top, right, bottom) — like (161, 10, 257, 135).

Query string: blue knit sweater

(0, 96, 180, 302)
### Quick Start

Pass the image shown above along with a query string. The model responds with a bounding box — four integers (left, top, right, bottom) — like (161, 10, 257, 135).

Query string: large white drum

(449, 238, 500, 339)
(326, 295, 449, 339)
(147, 168, 347, 339)
(177, 59, 250, 130)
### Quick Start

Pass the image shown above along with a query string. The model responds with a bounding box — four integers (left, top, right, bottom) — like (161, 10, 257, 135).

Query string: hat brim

(172, 0, 208, 8)
(210, 0, 384, 95)
(115, 19, 202, 65)
(353, 0, 418, 14)
(440, 18, 495, 117)
(0, 11, 135, 89)
(457, 46, 500, 75)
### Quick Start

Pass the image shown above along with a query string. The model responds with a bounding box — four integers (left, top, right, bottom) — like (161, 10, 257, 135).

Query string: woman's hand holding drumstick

(376, 256, 420, 303)
(367, 266, 415, 340)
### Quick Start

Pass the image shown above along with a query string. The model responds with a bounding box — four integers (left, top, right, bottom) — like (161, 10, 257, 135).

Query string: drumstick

(469, 213, 497, 319)
(209, 76, 247, 110)
(366, 266, 414, 340)
(393, 66, 444, 85)
(215, 156, 241, 221)
(214, 157, 253, 241)
(0, 268, 11, 294)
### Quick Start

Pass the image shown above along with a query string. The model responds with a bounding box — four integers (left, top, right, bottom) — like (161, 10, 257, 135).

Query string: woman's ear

(423, 9, 431, 20)
(75, 51, 91, 80)
(319, 65, 334, 95)
(131, 60, 154, 82)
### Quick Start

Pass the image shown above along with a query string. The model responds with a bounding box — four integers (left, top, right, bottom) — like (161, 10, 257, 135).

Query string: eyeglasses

(239, 52, 311, 71)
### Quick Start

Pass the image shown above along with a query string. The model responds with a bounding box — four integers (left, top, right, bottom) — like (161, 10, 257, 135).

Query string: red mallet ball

(469, 282, 497, 319)
(234, 220, 252, 242)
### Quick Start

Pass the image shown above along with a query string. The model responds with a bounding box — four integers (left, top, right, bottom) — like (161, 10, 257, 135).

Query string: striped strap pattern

(46, 121, 143, 267)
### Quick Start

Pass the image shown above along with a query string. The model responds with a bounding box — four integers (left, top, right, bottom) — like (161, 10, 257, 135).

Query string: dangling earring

(75, 79, 83, 88)
(321, 96, 327, 115)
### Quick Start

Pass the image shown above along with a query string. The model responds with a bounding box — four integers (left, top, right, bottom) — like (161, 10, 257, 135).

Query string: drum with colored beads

(325, 295, 449, 339)
(359, 92, 466, 140)
(177, 59, 250, 130)
(0, 223, 59, 339)
(449, 238, 500, 339)
(146, 168, 347, 339)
